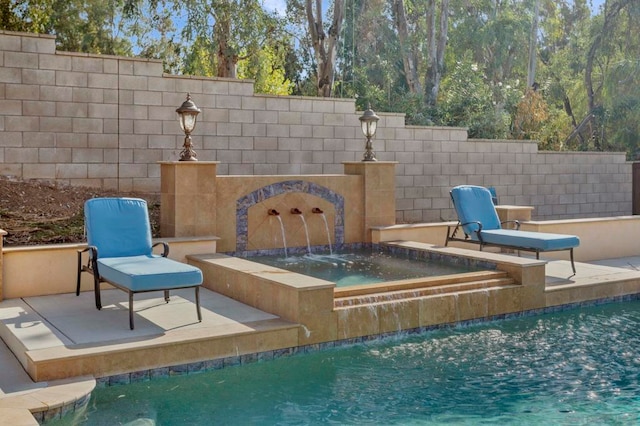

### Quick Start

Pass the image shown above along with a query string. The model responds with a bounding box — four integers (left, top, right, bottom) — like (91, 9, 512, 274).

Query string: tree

(179, 0, 284, 79)
(0, 0, 28, 31)
(2, 0, 132, 55)
(304, 0, 346, 97)
(527, 0, 540, 87)
(424, 0, 449, 106)
(583, 0, 632, 149)
(392, 0, 421, 94)
(123, 0, 293, 94)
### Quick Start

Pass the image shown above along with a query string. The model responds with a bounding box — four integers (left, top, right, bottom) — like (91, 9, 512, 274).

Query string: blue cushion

(85, 198, 152, 258)
(450, 185, 501, 238)
(98, 255, 203, 292)
(480, 229, 580, 251)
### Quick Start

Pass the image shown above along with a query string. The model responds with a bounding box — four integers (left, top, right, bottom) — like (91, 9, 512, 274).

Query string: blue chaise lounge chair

(76, 197, 203, 329)
(445, 185, 580, 274)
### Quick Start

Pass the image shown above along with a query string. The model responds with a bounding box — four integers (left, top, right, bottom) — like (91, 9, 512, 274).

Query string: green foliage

(438, 60, 512, 139)
(0, 0, 133, 55)
(238, 45, 294, 95)
(536, 106, 573, 151)
(512, 88, 549, 140)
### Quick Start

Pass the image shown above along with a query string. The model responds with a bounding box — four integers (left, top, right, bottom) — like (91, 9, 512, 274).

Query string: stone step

(334, 272, 516, 308)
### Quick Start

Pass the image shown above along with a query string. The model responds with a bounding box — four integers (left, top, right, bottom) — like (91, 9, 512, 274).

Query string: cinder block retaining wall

(0, 30, 632, 222)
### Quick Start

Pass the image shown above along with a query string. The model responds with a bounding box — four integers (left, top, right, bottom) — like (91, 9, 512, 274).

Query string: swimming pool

(54, 299, 640, 425)
(247, 248, 482, 287)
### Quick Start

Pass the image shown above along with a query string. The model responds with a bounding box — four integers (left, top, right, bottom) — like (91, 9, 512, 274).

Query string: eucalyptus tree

(176, 0, 286, 79)
(124, 0, 294, 93)
(1, 0, 132, 55)
(425, 0, 449, 106)
(302, 0, 346, 97)
(124, 0, 183, 73)
(0, 0, 29, 31)
(584, 0, 640, 153)
(392, 0, 422, 95)
(582, 0, 635, 149)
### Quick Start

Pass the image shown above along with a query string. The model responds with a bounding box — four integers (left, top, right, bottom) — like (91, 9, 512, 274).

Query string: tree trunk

(393, 0, 422, 94)
(584, 0, 629, 148)
(306, 0, 345, 97)
(214, 9, 237, 78)
(425, 0, 448, 106)
(527, 0, 539, 88)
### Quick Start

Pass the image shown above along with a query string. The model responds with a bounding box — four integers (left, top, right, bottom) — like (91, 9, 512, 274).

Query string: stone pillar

(343, 161, 397, 242)
(159, 161, 219, 238)
(495, 205, 534, 226)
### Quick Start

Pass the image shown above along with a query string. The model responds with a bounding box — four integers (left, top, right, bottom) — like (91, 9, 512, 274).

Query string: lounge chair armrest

(152, 241, 170, 257)
(460, 220, 483, 233)
(500, 219, 520, 230)
(78, 245, 98, 260)
(77, 246, 91, 257)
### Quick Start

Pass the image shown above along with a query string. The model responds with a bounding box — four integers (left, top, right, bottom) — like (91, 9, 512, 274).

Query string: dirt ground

(0, 176, 160, 246)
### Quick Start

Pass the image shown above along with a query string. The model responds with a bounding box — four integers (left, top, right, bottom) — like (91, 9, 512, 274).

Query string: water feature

(249, 248, 481, 287)
(312, 207, 333, 255)
(290, 207, 311, 255)
(268, 209, 288, 257)
(54, 299, 640, 425)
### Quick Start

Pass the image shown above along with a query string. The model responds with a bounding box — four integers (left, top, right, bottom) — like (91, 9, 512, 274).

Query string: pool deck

(2, 256, 640, 424)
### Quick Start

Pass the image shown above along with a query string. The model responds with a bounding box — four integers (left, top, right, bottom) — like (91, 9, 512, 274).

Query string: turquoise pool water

(55, 299, 640, 425)
(249, 249, 480, 287)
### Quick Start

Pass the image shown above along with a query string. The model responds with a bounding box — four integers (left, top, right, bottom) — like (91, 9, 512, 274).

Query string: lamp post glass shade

(359, 104, 380, 161)
(178, 112, 197, 134)
(176, 93, 201, 161)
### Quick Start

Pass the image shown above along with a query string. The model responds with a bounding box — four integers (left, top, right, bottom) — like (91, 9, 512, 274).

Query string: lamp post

(359, 103, 380, 161)
(176, 93, 201, 161)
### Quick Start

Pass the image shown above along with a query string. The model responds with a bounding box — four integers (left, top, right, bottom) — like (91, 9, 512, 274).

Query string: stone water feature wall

(160, 161, 397, 252)
(0, 30, 633, 224)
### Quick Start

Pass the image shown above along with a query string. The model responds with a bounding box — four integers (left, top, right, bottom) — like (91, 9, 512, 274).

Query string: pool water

(56, 300, 640, 425)
(248, 249, 480, 287)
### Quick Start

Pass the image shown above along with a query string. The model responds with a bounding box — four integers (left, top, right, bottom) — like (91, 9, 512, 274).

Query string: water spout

(314, 209, 333, 255)
(290, 208, 311, 254)
(274, 215, 288, 258)
(268, 209, 280, 216)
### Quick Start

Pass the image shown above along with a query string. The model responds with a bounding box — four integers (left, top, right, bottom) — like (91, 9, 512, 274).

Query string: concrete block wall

(0, 30, 632, 223)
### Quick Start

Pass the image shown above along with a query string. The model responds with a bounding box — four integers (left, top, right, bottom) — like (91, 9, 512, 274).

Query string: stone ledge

(0, 376, 95, 424)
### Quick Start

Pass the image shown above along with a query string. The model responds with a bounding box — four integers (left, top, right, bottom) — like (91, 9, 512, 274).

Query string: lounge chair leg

(76, 251, 82, 296)
(93, 276, 102, 310)
(129, 292, 135, 330)
(570, 249, 576, 275)
(195, 286, 202, 322)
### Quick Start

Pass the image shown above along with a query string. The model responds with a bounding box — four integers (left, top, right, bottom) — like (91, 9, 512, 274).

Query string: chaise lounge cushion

(479, 229, 579, 251)
(449, 184, 580, 251)
(85, 198, 153, 258)
(97, 255, 203, 293)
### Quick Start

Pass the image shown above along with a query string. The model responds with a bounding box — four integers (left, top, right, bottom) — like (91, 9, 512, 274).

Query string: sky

(263, 0, 287, 16)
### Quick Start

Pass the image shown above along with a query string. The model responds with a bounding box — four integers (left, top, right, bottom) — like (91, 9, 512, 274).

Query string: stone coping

(0, 376, 95, 424)
(2, 236, 220, 253)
